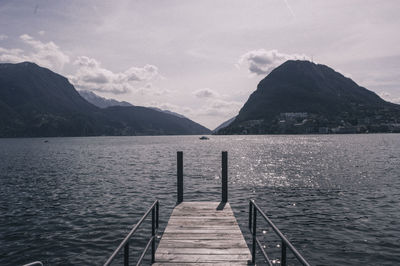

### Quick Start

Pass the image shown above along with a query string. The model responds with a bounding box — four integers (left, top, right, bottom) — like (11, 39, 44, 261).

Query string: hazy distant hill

(78, 90, 133, 108)
(149, 107, 187, 119)
(213, 116, 236, 133)
(79, 89, 188, 119)
(102, 106, 207, 135)
(217, 60, 400, 134)
(0, 62, 210, 137)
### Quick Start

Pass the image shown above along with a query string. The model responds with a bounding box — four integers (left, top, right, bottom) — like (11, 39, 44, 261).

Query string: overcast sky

(1, 0, 400, 129)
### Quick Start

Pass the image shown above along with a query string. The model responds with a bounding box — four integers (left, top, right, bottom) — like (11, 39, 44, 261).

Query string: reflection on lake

(1, 134, 399, 265)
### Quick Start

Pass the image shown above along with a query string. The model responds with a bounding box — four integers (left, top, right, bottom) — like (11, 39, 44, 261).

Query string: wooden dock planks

(153, 202, 251, 265)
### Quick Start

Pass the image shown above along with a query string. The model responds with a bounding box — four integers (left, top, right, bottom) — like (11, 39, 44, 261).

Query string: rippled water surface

(1, 135, 399, 265)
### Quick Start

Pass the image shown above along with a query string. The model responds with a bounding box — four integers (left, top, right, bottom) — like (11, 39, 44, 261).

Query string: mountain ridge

(78, 89, 188, 119)
(78, 90, 133, 108)
(217, 60, 400, 134)
(0, 62, 210, 137)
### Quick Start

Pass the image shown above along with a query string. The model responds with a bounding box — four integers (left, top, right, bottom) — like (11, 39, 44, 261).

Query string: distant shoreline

(1, 132, 400, 139)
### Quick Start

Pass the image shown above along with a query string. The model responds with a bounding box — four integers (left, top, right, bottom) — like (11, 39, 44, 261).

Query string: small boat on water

(199, 136, 209, 140)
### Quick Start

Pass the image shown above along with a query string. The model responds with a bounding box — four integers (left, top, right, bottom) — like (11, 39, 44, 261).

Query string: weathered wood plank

(164, 229, 241, 234)
(165, 222, 238, 227)
(153, 261, 252, 266)
(156, 248, 251, 255)
(161, 233, 244, 240)
(164, 226, 238, 230)
(167, 218, 237, 221)
(169, 215, 236, 219)
(155, 254, 251, 262)
(157, 240, 249, 249)
(154, 202, 251, 265)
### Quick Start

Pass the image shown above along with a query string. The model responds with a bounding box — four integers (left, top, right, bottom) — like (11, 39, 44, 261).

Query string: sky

(1, 0, 400, 129)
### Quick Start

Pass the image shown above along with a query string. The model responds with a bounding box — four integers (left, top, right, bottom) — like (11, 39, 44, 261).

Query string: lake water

(0, 135, 399, 265)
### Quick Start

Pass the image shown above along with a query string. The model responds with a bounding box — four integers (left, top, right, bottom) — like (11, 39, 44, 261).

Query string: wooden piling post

(222, 151, 228, 202)
(124, 242, 129, 266)
(177, 151, 183, 204)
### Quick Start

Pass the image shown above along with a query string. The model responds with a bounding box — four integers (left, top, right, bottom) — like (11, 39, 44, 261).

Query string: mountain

(149, 107, 187, 119)
(0, 62, 103, 137)
(217, 60, 400, 134)
(101, 106, 208, 135)
(213, 116, 236, 133)
(0, 62, 210, 137)
(78, 90, 133, 108)
(79, 90, 189, 120)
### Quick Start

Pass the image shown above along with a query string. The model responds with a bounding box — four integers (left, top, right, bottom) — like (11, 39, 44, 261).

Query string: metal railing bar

(22, 262, 43, 266)
(251, 204, 257, 264)
(151, 207, 156, 263)
(136, 236, 155, 266)
(248, 201, 253, 231)
(250, 200, 310, 266)
(255, 238, 273, 266)
(104, 200, 158, 266)
(156, 201, 159, 229)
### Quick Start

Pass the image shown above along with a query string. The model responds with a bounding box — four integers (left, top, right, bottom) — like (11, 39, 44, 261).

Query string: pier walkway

(153, 201, 251, 265)
(103, 151, 310, 266)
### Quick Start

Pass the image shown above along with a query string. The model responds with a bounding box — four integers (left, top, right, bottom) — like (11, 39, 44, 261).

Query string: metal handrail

(249, 200, 310, 266)
(22, 262, 43, 266)
(104, 200, 159, 266)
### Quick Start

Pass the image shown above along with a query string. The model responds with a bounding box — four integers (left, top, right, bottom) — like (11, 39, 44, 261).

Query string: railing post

(177, 151, 183, 204)
(222, 151, 228, 202)
(281, 241, 287, 266)
(124, 242, 129, 266)
(151, 207, 156, 264)
(252, 202, 257, 264)
(156, 201, 159, 229)
(248, 201, 253, 230)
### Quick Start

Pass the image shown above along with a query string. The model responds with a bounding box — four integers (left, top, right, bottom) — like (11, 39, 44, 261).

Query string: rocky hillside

(217, 60, 400, 134)
(0, 62, 210, 137)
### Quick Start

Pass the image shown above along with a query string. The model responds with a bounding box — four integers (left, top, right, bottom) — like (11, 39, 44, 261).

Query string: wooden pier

(104, 151, 310, 266)
(154, 151, 251, 265)
(153, 202, 251, 265)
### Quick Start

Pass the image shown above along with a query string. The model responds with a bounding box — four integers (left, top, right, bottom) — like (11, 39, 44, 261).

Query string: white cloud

(0, 47, 25, 62)
(193, 88, 219, 98)
(198, 99, 242, 117)
(378, 91, 400, 104)
(38, 30, 45, 36)
(192, 88, 241, 117)
(19, 34, 70, 70)
(147, 98, 240, 130)
(192, 87, 242, 118)
(135, 83, 173, 96)
(0, 34, 162, 95)
(0, 34, 8, 40)
(238, 49, 309, 76)
(392, 98, 400, 104)
(0, 34, 69, 71)
(70, 56, 160, 94)
(149, 91, 242, 123)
